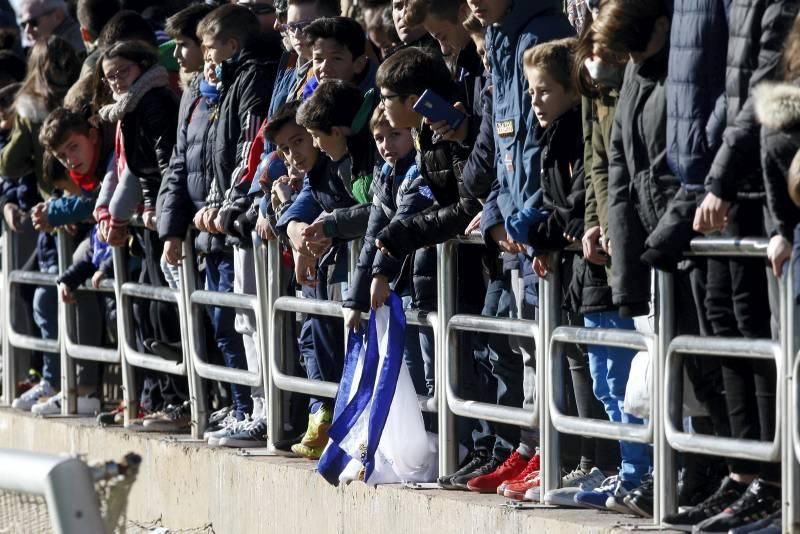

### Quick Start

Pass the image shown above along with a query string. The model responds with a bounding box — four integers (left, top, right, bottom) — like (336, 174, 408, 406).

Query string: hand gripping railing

(662, 237, 796, 529)
(262, 238, 439, 452)
(178, 233, 269, 437)
(110, 225, 203, 435)
(55, 230, 120, 415)
(0, 221, 61, 406)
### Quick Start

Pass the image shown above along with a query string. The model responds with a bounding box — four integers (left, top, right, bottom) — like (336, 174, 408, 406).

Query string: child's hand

(375, 238, 393, 258)
(98, 219, 110, 243)
(533, 255, 549, 277)
(767, 234, 791, 278)
(370, 275, 390, 310)
(426, 102, 469, 145)
(193, 207, 208, 231)
(202, 208, 219, 233)
(91, 270, 105, 289)
(211, 211, 225, 234)
(3, 203, 21, 232)
(163, 237, 183, 265)
(58, 282, 75, 304)
(106, 223, 128, 247)
(464, 211, 482, 235)
(256, 212, 275, 241)
(582, 226, 608, 266)
(343, 307, 362, 330)
(142, 210, 157, 231)
(31, 202, 52, 232)
(488, 224, 524, 254)
(693, 192, 729, 234)
(294, 251, 318, 287)
(272, 178, 294, 204)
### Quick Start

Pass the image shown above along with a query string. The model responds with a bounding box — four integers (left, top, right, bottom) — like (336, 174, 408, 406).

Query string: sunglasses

(245, 3, 277, 15)
(20, 8, 56, 29)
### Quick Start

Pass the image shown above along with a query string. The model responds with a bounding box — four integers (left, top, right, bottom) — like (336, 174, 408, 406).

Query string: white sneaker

(203, 411, 238, 441)
(12, 381, 55, 411)
(31, 393, 101, 416)
(219, 417, 268, 448)
(207, 416, 251, 447)
(544, 467, 607, 506)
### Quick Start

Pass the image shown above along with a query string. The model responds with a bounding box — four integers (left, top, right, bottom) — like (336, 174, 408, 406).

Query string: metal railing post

(252, 234, 272, 442)
(0, 222, 14, 406)
(179, 236, 207, 439)
(655, 269, 676, 524)
(540, 263, 561, 499)
(781, 257, 798, 532)
(437, 240, 457, 476)
(55, 230, 76, 415)
(265, 238, 284, 449)
(111, 245, 137, 426)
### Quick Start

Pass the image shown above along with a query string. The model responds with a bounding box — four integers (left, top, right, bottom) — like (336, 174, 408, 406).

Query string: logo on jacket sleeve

(496, 120, 515, 137)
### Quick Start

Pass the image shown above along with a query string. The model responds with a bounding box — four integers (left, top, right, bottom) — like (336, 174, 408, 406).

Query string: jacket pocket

(630, 169, 680, 233)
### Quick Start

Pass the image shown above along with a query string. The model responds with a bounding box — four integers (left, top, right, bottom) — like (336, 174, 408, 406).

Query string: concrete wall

(0, 409, 650, 534)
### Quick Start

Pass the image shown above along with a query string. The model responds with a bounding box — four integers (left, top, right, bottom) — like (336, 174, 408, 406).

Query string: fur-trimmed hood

(14, 94, 49, 123)
(754, 80, 800, 130)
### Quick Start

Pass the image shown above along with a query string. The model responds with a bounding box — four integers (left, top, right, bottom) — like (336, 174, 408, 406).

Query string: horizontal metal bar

(404, 309, 437, 329)
(273, 296, 344, 318)
(8, 329, 59, 353)
(669, 335, 779, 360)
(448, 314, 538, 338)
(551, 326, 653, 352)
(123, 347, 186, 376)
(448, 397, 536, 428)
(64, 339, 119, 364)
(73, 280, 115, 294)
(549, 327, 653, 444)
(271, 373, 339, 399)
(120, 282, 179, 304)
(665, 336, 781, 462)
(193, 359, 263, 387)
(191, 290, 257, 312)
(7, 270, 58, 286)
(686, 237, 768, 258)
(451, 233, 484, 245)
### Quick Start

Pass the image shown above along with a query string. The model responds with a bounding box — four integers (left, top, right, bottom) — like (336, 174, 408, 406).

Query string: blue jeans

(206, 253, 251, 419)
(33, 265, 59, 386)
(584, 310, 651, 484)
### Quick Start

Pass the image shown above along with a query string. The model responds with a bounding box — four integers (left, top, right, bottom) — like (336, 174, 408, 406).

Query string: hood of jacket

(754, 80, 800, 130)
(14, 94, 49, 123)
(497, 0, 561, 38)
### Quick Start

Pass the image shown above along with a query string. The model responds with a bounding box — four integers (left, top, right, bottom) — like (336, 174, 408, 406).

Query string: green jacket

(582, 91, 618, 235)
(0, 95, 50, 198)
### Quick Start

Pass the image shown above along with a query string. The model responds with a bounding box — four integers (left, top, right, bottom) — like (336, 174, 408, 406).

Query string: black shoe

(728, 511, 780, 534)
(449, 452, 495, 490)
(692, 479, 780, 533)
(663, 476, 748, 531)
(624, 475, 654, 518)
(678, 461, 728, 508)
(437, 450, 485, 489)
(273, 432, 305, 451)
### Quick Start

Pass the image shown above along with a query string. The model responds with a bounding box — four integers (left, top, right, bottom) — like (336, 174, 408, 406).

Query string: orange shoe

(497, 452, 540, 495)
(504, 471, 541, 501)
(467, 451, 528, 493)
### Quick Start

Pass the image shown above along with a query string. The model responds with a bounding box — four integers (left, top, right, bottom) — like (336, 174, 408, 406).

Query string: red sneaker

(467, 451, 529, 494)
(497, 452, 540, 495)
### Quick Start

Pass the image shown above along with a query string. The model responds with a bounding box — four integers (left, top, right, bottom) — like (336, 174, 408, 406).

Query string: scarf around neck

(98, 64, 170, 123)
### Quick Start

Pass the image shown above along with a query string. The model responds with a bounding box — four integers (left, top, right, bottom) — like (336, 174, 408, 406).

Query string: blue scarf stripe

(317, 443, 353, 486)
(363, 293, 406, 480)
(331, 330, 364, 420)
(327, 316, 380, 442)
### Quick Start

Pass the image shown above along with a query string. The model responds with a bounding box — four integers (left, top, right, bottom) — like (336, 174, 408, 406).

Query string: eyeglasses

(20, 8, 56, 29)
(245, 3, 277, 16)
(379, 92, 407, 104)
(104, 65, 132, 85)
(279, 20, 312, 34)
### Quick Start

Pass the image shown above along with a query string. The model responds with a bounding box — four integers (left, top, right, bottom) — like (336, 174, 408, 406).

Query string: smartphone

(413, 89, 466, 129)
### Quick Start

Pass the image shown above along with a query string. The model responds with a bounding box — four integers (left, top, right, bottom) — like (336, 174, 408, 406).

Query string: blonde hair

(523, 38, 578, 94)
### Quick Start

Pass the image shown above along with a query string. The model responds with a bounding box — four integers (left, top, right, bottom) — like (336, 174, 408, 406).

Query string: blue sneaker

(574, 476, 635, 511)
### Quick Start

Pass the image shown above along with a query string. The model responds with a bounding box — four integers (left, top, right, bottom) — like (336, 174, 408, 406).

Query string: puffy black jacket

(607, 47, 678, 311)
(375, 123, 482, 258)
(343, 155, 436, 312)
(207, 46, 278, 246)
(158, 75, 225, 254)
(706, 0, 800, 201)
(120, 86, 178, 211)
(755, 79, 800, 240)
(666, 0, 729, 187)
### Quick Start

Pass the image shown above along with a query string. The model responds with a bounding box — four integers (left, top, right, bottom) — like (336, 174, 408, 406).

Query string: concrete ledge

(0, 408, 659, 533)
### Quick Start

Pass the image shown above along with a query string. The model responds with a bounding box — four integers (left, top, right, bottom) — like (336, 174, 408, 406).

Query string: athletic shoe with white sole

(31, 393, 100, 416)
(219, 418, 268, 448)
(544, 466, 607, 507)
(12, 380, 55, 411)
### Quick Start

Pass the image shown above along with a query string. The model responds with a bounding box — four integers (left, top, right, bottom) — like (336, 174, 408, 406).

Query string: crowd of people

(0, 0, 797, 532)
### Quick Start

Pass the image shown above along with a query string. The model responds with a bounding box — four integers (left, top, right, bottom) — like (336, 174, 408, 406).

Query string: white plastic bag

(318, 293, 437, 485)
